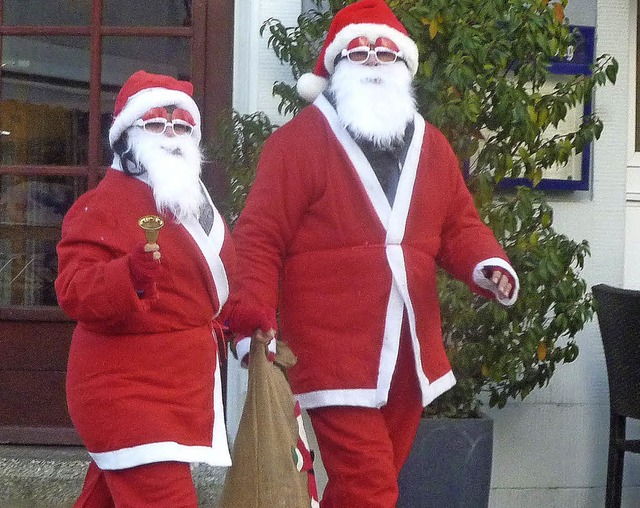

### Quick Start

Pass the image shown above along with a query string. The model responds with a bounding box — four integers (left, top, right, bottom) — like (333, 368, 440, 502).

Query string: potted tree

(212, 0, 618, 506)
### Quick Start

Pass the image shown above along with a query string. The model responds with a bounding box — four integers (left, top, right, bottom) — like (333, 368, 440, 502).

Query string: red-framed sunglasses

(340, 36, 404, 65)
(134, 107, 195, 136)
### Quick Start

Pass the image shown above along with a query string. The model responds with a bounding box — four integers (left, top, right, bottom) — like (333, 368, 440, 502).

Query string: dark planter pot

(397, 414, 494, 508)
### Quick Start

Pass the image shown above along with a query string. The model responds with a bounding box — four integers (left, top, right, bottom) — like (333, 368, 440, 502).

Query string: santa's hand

(226, 303, 277, 339)
(253, 328, 276, 344)
(482, 266, 515, 300)
(129, 241, 162, 292)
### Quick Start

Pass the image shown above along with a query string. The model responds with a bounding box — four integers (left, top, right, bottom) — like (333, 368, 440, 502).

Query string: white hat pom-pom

(297, 73, 328, 102)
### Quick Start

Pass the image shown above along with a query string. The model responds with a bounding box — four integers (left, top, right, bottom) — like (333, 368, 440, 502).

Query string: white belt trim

(297, 389, 378, 409)
(90, 442, 228, 471)
(376, 275, 404, 406)
(295, 369, 456, 410)
(211, 349, 232, 465)
(181, 184, 229, 313)
(422, 371, 457, 406)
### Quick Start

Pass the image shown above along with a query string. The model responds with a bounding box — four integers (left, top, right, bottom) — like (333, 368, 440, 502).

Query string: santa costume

(56, 70, 234, 507)
(229, 1, 520, 506)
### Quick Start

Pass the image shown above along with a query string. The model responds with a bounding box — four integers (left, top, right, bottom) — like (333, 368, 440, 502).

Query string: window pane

(101, 36, 191, 165)
(103, 0, 192, 27)
(2, 0, 90, 26)
(0, 175, 85, 306)
(1, 36, 91, 165)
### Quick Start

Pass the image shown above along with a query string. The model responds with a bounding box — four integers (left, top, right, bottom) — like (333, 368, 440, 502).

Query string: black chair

(592, 284, 640, 508)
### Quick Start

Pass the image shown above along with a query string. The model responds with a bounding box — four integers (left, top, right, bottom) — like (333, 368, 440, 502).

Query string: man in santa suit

(227, 0, 520, 506)
(56, 70, 234, 507)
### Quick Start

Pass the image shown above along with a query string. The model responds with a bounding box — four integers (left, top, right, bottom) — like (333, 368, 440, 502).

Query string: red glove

(128, 241, 162, 294)
(482, 266, 515, 299)
(226, 302, 277, 338)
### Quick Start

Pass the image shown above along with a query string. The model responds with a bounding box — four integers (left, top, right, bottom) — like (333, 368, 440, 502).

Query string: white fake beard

(128, 128, 205, 223)
(329, 60, 416, 148)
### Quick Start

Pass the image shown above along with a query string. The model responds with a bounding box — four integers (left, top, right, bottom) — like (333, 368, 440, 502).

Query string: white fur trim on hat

(323, 22, 419, 76)
(297, 72, 329, 103)
(108, 87, 202, 147)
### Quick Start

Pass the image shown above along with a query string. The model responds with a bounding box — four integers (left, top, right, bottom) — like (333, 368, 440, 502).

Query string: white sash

(180, 181, 230, 314)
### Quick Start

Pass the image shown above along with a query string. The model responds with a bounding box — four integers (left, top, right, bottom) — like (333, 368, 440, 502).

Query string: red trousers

(307, 326, 424, 508)
(73, 460, 198, 508)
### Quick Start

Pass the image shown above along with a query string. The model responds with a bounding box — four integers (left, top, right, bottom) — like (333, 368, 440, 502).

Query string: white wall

(625, 0, 640, 290)
(229, 0, 637, 505)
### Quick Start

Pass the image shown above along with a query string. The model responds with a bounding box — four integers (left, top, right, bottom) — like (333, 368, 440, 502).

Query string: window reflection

(1, 36, 92, 165)
(0, 100, 84, 165)
(2, 0, 90, 26)
(0, 176, 84, 306)
(3, 0, 192, 27)
(103, 0, 192, 27)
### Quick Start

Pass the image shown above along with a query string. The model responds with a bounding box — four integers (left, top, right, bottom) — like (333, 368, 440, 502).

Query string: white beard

(127, 128, 205, 223)
(328, 60, 416, 148)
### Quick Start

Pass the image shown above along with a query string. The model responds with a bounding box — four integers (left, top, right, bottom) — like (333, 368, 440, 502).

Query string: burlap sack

(220, 340, 318, 508)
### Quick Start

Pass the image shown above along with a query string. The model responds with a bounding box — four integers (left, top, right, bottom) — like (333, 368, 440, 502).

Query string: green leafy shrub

(211, 111, 277, 225)
(213, 0, 618, 417)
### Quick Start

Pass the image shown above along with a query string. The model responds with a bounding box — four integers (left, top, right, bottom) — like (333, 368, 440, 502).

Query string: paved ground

(0, 446, 226, 507)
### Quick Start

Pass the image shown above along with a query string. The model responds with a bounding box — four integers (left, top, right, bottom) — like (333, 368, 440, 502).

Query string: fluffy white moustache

(127, 128, 205, 223)
(328, 60, 416, 148)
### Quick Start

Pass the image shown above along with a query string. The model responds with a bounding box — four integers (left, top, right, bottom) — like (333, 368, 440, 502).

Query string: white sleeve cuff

(472, 257, 520, 307)
(236, 337, 251, 368)
(236, 336, 277, 368)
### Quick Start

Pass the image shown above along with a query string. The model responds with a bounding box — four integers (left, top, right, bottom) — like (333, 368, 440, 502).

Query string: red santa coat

(56, 168, 234, 470)
(232, 95, 517, 410)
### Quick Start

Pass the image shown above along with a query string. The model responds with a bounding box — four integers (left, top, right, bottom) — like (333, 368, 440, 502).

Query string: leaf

(537, 341, 548, 361)
(606, 59, 619, 85)
(429, 19, 440, 40)
(553, 3, 565, 22)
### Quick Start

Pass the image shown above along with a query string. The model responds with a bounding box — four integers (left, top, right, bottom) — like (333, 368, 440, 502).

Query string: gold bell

(138, 215, 164, 244)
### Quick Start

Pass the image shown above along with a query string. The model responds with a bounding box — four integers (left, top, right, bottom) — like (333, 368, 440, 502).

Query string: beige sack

(220, 340, 318, 508)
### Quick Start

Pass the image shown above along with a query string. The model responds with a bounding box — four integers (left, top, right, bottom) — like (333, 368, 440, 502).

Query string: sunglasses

(340, 36, 404, 65)
(134, 107, 195, 136)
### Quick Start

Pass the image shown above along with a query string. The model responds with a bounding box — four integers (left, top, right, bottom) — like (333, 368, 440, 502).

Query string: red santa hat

(297, 0, 419, 102)
(109, 70, 202, 147)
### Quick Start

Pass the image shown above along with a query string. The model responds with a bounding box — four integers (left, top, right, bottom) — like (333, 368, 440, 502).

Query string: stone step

(0, 446, 226, 507)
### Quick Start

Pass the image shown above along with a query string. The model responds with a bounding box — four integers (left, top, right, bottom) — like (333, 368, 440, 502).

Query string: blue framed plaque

(501, 25, 595, 191)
